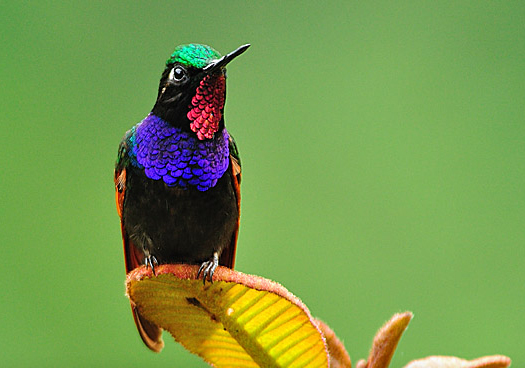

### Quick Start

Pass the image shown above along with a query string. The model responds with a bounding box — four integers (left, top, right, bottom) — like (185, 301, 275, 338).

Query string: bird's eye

(169, 66, 187, 82)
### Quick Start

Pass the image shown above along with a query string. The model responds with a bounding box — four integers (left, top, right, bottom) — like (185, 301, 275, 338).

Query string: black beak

(203, 44, 250, 73)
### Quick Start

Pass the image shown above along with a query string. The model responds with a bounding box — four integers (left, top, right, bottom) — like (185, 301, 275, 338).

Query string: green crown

(166, 44, 221, 68)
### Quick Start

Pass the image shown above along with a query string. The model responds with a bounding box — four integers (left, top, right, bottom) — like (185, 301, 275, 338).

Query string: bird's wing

(219, 134, 242, 269)
(115, 132, 164, 352)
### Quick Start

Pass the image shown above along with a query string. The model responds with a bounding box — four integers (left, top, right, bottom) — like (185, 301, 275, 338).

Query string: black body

(123, 164, 238, 265)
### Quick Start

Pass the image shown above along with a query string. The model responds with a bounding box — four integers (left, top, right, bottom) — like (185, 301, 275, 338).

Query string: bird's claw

(145, 255, 159, 275)
(197, 252, 219, 284)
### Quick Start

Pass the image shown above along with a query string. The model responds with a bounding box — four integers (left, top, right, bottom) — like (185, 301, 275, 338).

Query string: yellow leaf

(126, 264, 329, 368)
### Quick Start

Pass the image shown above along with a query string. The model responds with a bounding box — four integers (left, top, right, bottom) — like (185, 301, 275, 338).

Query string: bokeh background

(2, 1, 524, 366)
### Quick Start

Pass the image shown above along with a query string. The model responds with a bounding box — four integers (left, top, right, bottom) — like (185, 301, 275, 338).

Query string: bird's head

(152, 43, 250, 140)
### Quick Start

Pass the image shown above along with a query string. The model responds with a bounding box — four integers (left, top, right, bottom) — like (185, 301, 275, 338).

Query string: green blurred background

(2, 1, 523, 366)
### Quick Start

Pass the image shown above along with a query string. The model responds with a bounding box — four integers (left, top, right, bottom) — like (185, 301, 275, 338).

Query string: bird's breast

(130, 114, 230, 191)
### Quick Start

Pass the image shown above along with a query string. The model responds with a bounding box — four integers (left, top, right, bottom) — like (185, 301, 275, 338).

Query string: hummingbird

(114, 43, 249, 352)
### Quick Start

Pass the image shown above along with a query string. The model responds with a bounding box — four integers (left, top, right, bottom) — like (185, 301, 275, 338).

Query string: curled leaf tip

(403, 355, 511, 368)
(469, 355, 512, 368)
(366, 312, 413, 368)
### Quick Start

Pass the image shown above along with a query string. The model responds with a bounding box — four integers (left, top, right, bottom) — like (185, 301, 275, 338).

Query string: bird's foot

(144, 255, 159, 275)
(197, 252, 219, 284)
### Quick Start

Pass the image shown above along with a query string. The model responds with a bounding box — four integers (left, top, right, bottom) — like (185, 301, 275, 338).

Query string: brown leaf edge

(403, 355, 512, 368)
(126, 264, 330, 365)
(315, 319, 352, 368)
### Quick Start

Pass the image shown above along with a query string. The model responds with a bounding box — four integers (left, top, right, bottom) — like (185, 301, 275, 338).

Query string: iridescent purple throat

(130, 114, 230, 191)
